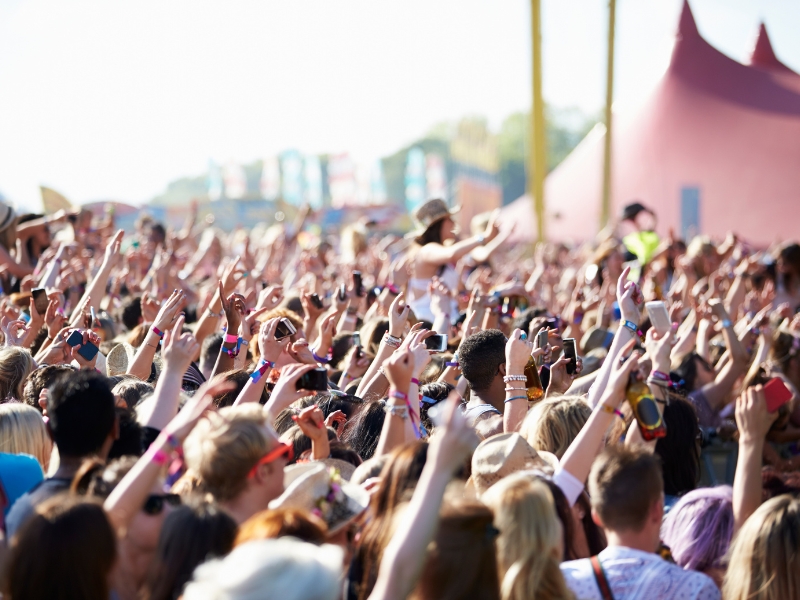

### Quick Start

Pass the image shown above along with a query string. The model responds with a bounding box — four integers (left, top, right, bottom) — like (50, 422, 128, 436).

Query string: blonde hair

(520, 396, 592, 459)
(481, 474, 572, 600)
(723, 495, 800, 600)
(0, 347, 36, 401)
(183, 404, 273, 502)
(0, 403, 52, 470)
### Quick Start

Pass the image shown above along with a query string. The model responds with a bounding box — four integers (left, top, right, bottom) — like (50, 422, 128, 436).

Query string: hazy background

(1, 0, 798, 209)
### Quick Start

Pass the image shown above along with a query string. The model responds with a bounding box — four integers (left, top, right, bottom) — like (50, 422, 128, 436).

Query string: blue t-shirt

(0, 452, 43, 517)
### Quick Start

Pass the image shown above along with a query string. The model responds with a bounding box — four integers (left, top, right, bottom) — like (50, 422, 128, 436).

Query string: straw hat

(0, 201, 17, 233)
(405, 198, 459, 239)
(106, 342, 136, 377)
(270, 463, 369, 534)
(470, 433, 558, 495)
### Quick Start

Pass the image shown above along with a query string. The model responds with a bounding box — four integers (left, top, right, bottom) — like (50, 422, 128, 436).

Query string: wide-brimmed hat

(0, 201, 17, 233)
(405, 198, 459, 239)
(270, 463, 369, 534)
(470, 433, 558, 495)
(581, 326, 614, 354)
(106, 343, 136, 377)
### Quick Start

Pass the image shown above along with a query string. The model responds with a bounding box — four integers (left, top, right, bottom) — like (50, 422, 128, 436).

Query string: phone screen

(424, 334, 448, 353)
(310, 294, 324, 309)
(536, 330, 549, 366)
(32, 288, 49, 315)
(338, 284, 347, 302)
(352, 332, 361, 347)
(296, 368, 329, 392)
(645, 301, 671, 336)
(275, 318, 297, 340)
(562, 338, 577, 376)
(353, 271, 365, 297)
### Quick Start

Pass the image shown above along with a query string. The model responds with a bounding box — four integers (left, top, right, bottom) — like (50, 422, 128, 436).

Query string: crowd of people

(0, 195, 798, 599)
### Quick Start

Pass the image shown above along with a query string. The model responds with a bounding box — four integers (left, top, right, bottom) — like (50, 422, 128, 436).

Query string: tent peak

(677, 0, 699, 39)
(749, 22, 797, 75)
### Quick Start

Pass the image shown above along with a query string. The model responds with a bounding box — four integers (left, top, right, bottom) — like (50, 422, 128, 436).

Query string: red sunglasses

(248, 442, 294, 478)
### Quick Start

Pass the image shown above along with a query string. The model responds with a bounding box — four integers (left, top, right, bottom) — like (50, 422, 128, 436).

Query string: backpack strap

(590, 555, 615, 600)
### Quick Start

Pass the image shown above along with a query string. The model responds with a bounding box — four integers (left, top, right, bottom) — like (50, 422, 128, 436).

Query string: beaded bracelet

(503, 375, 527, 383)
(505, 386, 526, 392)
(505, 395, 528, 403)
(386, 405, 409, 418)
(383, 334, 402, 348)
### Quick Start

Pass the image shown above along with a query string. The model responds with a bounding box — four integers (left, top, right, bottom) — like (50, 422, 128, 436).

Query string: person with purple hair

(660, 486, 734, 589)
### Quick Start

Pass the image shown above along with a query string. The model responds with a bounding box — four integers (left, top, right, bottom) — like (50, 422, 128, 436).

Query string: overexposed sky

(1, 0, 798, 210)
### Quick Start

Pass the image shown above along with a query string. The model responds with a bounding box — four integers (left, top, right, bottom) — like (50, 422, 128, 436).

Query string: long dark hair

(5, 495, 117, 600)
(341, 401, 386, 460)
(142, 499, 237, 600)
(414, 219, 446, 247)
(655, 398, 701, 496)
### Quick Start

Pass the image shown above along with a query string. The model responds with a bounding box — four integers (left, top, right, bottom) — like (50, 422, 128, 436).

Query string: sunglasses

(248, 442, 294, 478)
(143, 493, 181, 515)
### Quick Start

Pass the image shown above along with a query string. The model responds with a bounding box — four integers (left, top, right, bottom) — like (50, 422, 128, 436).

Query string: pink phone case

(764, 378, 792, 413)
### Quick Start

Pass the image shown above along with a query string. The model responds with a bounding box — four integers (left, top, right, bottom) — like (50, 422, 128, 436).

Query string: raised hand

(736, 385, 778, 443)
(600, 339, 641, 408)
(153, 289, 185, 332)
(44, 298, 66, 340)
(388, 292, 410, 338)
(314, 313, 338, 359)
(163, 378, 235, 443)
(162, 316, 199, 375)
(219, 283, 246, 335)
(268, 364, 318, 414)
(384, 348, 415, 394)
(505, 329, 532, 375)
(239, 306, 269, 343)
(258, 318, 292, 364)
(292, 405, 328, 443)
(220, 256, 244, 297)
(256, 284, 284, 311)
(616, 266, 643, 324)
(409, 329, 435, 378)
(71, 329, 102, 370)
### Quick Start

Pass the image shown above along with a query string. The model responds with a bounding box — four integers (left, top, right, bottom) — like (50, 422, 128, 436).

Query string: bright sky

(1, 0, 798, 210)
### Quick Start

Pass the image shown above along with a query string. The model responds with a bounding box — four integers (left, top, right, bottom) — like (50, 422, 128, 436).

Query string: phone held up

(562, 338, 578, 376)
(424, 334, 448, 354)
(275, 318, 297, 340)
(32, 288, 49, 316)
(67, 330, 100, 362)
(296, 368, 329, 392)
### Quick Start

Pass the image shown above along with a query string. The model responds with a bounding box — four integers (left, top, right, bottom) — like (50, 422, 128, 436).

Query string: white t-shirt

(561, 546, 720, 600)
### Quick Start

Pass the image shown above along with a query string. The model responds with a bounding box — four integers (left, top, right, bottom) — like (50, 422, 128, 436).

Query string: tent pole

(601, 0, 617, 230)
(529, 0, 546, 242)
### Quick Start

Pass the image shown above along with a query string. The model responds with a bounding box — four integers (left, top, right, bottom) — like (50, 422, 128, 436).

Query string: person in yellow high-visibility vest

(619, 202, 660, 266)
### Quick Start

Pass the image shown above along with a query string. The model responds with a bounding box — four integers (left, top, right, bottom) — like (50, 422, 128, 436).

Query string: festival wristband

(224, 333, 239, 345)
(152, 327, 164, 338)
(621, 320, 638, 334)
(250, 359, 275, 383)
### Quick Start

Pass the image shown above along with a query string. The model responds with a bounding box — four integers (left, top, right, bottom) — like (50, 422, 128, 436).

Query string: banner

(223, 161, 247, 200)
(280, 149, 305, 206)
(304, 155, 323, 210)
(260, 156, 280, 201)
(328, 153, 357, 208)
(426, 154, 448, 200)
(405, 147, 427, 212)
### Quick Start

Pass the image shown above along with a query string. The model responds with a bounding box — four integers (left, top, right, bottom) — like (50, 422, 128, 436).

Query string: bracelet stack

(385, 404, 410, 419)
(600, 403, 626, 421)
(383, 333, 402, 348)
(312, 348, 333, 364)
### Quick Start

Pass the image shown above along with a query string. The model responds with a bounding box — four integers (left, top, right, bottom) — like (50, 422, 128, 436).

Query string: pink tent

(502, 1, 800, 245)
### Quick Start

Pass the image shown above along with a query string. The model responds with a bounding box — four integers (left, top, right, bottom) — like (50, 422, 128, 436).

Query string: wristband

(386, 283, 400, 295)
(165, 434, 180, 450)
(385, 405, 409, 418)
(411, 378, 420, 386)
(224, 347, 239, 358)
(389, 390, 408, 401)
(445, 361, 460, 368)
(224, 333, 239, 345)
(721, 319, 733, 328)
(206, 308, 224, 318)
(250, 359, 275, 383)
(650, 370, 670, 382)
(504, 395, 527, 403)
(600, 403, 625, 421)
(621, 320, 638, 334)
(149, 448, 169, 466)
(152, 327, 164, 338)
(312, 348, 333, 364)
(383, 333, 402, 348)
(420, 395, 437, 406)
(505, 386, 526, 392)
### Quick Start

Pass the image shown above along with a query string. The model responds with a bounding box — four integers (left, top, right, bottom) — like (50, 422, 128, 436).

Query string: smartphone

(352, 332, 361, 347)
(77, 341, 99, 362)
(353, 271, 365, 297)
(32, 288, 49, 315)
(562, 338, 578, 376)
(296, 368, 329, 392)
(67, 330, 84, 347)
(425, 334, 448, 353)
(337, 284, 347, 302)
(764, 378, 793, 413)
(310, 293, 324, 310)
(536, 329, 549, 367)
(646, 301, 671, 336)
(275, 318, 297, 340)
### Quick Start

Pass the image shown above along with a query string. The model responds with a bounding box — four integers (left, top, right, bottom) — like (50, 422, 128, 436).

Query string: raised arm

(561, 340, 640, 485)
(375, 348, 415, 458)
(503, 329, 535, 433)
(127, 289, 185, 381)
(233, 318, 290, 409)
(733, 385, 776, 532)
(369, 392, 478, 600)
(356, 293, 409, 399)
(69, 230, 123, 325)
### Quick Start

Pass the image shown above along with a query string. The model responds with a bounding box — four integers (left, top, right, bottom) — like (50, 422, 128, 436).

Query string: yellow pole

(600, 0, 617, 230)
(529, 0, 546, 241)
